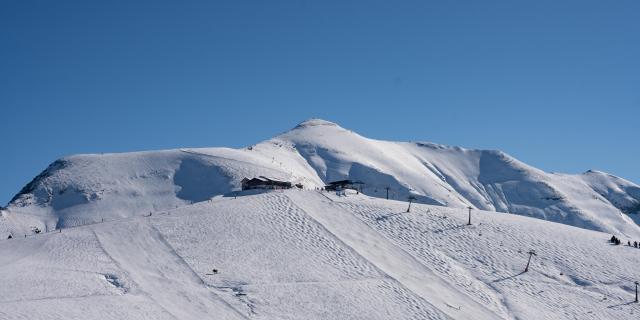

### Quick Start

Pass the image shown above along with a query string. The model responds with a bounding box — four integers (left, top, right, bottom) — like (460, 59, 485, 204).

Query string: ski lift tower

(406, 195, 417, 213)
(524, 250, 537, 272)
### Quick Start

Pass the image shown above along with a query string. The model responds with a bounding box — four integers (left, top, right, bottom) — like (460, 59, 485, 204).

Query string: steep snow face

(581, 170, 640, 214)
(3, 119, 640, 237)
(270, 120, 640, 237)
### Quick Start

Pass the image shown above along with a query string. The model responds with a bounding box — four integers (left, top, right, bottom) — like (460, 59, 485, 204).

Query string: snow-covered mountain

(4, 118, 639, 238)
(2, 120, 640, 319)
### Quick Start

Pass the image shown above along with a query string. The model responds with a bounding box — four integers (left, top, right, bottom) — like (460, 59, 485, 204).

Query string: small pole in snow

(635, 281, 639, 303)
(467, 206, 473, 225)
(407, 195, 416, 213)
(524, 250, 537, 272)
(385, 187, 390, 200)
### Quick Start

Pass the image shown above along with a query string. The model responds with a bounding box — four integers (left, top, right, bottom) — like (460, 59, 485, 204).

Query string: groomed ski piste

(1, 189, 640, 319)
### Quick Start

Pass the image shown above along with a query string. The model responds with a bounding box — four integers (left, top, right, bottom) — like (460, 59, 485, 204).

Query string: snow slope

(3, 118, 640, 238)
(1, 190, 639, 319)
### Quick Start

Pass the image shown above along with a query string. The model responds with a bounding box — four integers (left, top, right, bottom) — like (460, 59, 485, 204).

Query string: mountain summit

(3, 119, 640, 320)
(3, 119, 640, 237)
(292, 118, 341, 129)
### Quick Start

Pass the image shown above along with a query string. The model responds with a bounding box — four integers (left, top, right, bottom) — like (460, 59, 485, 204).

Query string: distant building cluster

(240, 177, 366, 193)
(324, 180, 363, 191)
(241, 176, 302, 190)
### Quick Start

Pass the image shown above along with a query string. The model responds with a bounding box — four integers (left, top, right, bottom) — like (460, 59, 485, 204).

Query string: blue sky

(1, 0, 638, 205)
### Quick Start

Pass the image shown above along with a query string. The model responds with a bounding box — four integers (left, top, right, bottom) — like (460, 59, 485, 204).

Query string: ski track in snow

(286, 191, 501, 320)
(153, 191, 449, 319)
(2, 190, 640, 319)
(330, 195, 514, 318)
(330, 192, 640, 320)
(92, 219, 248, 320)
(3, 119, 640, 319)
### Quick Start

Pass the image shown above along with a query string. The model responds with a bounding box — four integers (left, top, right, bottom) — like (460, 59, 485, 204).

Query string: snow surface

(4, 119, 640, 238)
(1, 190, 639, 319)
(1, 119, 640, 319)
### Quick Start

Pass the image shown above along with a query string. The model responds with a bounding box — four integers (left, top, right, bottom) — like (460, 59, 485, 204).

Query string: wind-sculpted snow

(3, 119, 640, 238)
(173, 157, 234, 202)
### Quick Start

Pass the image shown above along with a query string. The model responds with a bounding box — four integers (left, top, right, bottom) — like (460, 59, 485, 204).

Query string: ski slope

(287, 191, 499, 319)
(3, 119, 639, 239)
(93, 221, 247, 320)
(1, 190, 639, 319)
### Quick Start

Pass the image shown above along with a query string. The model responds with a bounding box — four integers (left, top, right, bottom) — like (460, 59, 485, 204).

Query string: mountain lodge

(241, 176, 293, 190)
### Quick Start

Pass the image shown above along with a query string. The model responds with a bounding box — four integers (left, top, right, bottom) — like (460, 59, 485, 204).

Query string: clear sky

(1, 0, 638, 205)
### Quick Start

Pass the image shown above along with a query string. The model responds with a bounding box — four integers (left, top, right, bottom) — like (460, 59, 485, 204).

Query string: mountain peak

(293, 118, 340, 129)
(6, 117, 640, 239)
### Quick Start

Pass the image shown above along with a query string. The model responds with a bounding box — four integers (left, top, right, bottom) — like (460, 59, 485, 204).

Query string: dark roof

(242, 176, 292, 186)
(242, 177, 265, 183)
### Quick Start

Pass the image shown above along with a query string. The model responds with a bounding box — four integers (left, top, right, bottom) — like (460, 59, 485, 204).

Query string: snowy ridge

(3, 119, 640, 238)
